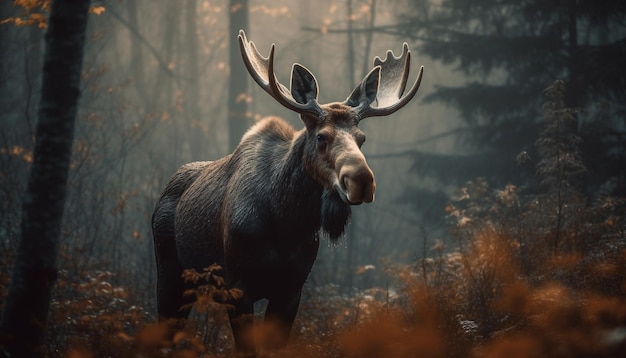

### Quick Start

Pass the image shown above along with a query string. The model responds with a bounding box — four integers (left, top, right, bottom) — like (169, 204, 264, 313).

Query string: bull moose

(152, 30, 423, 354)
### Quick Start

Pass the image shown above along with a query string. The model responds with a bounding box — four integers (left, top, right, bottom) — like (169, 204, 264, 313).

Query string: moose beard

(320, 189, 352, 241)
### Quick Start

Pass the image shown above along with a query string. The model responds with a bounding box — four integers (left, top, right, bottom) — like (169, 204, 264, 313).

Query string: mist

(1, 0, 625, 356)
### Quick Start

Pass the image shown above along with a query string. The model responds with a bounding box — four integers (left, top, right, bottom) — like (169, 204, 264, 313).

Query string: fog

(2, 0, 462, 299)
(1, 0, 624, 355)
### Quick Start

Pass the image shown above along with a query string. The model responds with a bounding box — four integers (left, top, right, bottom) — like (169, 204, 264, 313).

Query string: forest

(0, 0, 625, 356)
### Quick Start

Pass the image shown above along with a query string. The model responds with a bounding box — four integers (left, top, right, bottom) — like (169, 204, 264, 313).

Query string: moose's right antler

(346, 43, 424, 120)
(238, 30, 324, 118)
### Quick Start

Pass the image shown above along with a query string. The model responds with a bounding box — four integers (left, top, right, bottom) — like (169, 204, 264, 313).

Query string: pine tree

(398, 0, 625, 213)
(536, 80, 586, 253)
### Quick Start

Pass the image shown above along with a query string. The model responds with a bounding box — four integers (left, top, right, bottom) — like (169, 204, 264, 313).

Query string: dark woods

(0, 0, 90, 356)
(0, 0, 625, 357)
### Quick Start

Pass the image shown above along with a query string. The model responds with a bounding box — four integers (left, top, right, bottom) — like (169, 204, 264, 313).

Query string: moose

(152, 30, 423, 354)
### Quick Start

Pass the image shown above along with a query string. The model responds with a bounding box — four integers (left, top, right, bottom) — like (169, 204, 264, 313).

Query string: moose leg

(155, 252, 192, 320)
(263, 289, 302, 349)
(228, 290, 255, 355)
(152, 197, 193, 326)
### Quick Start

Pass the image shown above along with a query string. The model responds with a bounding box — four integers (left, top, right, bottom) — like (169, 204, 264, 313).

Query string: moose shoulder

(152, 30, 423, 354)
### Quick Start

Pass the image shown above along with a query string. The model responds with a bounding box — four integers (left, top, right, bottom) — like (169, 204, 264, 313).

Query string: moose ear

(290, 64, 319, 105)
(345, 66, 381, 110)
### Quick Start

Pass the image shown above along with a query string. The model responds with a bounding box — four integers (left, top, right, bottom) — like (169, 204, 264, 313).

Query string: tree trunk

(345, 0, 356, 295)
(0, 0, 89, 356)
(566, 0, 582, 108)
(127, 0, 145, 96)
(228, 0, 249, 151)
(185, 0, 204, 157)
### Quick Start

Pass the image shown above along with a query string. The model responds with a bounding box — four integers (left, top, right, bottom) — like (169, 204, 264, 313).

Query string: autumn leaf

(89, 6, 105, 15)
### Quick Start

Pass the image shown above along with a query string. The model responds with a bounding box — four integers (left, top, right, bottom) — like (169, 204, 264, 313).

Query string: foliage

(537, 80, 586, 190)
(0, 0, 105, 28)
(0, 0, 50, 28)
(39, 268, 207, 357)
(401, 0, 626, 121)
(45, 270, 148, 356)
(0, 1, 624, 356)
(400, 0, 626, 225)
(182, 264, 243, 314)
(406, 84, 626, 356)
(404, 175, 626, 356)
(180, 265, 241, 355)
(536, 80, 587, 254)
(1, 61, 624, 358)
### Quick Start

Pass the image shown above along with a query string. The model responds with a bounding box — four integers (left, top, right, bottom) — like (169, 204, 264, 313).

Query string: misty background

(1, 0, 624, 315)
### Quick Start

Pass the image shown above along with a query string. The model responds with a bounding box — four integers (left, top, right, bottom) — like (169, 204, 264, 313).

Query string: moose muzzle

(335, 153, 375, 205)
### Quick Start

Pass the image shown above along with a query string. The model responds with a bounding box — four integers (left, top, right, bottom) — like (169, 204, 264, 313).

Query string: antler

(345, 43, 424, 119)
(238, 30, 323, 118)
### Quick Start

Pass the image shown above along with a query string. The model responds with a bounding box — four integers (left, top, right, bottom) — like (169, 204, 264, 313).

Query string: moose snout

(337, 162, 376, 205)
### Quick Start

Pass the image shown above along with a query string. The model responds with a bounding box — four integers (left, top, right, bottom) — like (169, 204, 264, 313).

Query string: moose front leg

(262, 289, 303, 349)
(228, 291, 256, 355)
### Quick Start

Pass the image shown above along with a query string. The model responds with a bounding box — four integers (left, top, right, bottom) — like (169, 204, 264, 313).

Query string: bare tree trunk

(228, 0, 249, 151)
(0, 0, 89, 356)
(361, 0, 377, 77)
(345, 0, 356, 295)
(185, 0, 204, 157)
(127, 0, 145, 96)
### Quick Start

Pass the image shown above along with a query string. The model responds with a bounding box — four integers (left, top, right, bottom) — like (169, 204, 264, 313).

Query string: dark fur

(152, 116, 351, 352)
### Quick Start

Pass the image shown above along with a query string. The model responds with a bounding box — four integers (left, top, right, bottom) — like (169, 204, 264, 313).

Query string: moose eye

(356, 134, 366, 147)
(316, 134, 328, 151)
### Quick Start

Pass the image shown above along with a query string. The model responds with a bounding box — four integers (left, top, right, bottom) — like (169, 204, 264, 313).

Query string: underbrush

(2, 82, 625, 357)
(33, 201, 625, 357)
(2, 214, 623, 358)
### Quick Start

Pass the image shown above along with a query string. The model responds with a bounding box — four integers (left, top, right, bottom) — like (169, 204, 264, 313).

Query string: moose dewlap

(152, 30, 423, 354)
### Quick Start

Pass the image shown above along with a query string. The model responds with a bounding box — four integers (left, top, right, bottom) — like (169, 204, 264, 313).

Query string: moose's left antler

(345, 43, 424, 119)
(238, 30, 324, 118)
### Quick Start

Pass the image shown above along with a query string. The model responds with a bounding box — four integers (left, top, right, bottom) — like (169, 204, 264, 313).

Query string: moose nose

(339, 162, 376, 204)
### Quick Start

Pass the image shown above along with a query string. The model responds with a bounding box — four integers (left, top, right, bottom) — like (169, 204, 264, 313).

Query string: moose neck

(273, 129, 351, 241)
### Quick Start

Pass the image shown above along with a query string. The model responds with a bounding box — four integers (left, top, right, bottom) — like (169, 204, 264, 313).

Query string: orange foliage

(341, 313, 445, 358)
(1, 0, 104, 28)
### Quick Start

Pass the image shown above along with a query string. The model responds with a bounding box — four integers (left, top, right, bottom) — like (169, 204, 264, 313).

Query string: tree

(0, 0, 89, 356)
(396, 0, 626, 220)
(228, 0, 249, 151)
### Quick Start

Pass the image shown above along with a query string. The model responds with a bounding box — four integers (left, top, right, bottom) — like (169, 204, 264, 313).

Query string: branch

(368, 127, 470, 159)
(106, 7, 190, 81)
(301, 23, 429, 41)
